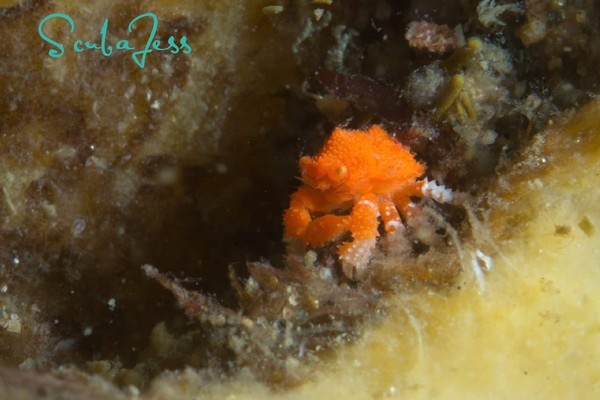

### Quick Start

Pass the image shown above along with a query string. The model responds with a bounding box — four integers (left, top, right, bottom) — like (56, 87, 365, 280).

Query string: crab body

(284, 125, 451, 278)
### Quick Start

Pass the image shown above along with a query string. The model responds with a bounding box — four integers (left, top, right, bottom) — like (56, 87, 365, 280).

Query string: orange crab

(283, 125, 452, 278)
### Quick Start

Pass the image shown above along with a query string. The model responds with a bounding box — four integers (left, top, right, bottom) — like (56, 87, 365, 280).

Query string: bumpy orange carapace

(283, 125, 452, 279)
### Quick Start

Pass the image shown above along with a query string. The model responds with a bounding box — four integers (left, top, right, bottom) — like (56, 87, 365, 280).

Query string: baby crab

(283, 125, 452, 279)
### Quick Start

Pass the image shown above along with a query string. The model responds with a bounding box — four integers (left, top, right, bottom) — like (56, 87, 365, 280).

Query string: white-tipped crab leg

(379, 197, 403, 235)
(338, 194, 380, 279)
(421, 178, 453, 203)
(339, 238, 377, 280)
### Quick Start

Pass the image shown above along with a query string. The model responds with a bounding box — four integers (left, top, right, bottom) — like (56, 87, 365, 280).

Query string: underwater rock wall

(0, 0, 599, 398)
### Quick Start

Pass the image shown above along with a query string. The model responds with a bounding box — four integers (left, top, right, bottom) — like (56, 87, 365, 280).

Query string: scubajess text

(38, 12, 192, 69)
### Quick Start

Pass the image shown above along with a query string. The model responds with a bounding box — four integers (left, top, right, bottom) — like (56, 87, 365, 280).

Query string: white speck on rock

(71, 219, 86, 237)
(108, 298, 116, 311)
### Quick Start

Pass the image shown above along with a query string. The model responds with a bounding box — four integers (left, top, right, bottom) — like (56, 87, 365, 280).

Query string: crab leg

(420, 178, 453, 203)
(284, 186, 349, 246)
(378, 196, 403, 235)
(338, 193, 380, 278)
(301, 214, 349, 246)
(393, 180, 425, 218)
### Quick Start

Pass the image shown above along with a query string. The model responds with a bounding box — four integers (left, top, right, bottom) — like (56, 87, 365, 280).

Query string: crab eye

(328, 164, 347, 181)
(335, 165, 347, 176)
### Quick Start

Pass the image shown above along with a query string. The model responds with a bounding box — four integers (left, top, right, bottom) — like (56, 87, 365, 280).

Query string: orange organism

(283, 125, 452, 279)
